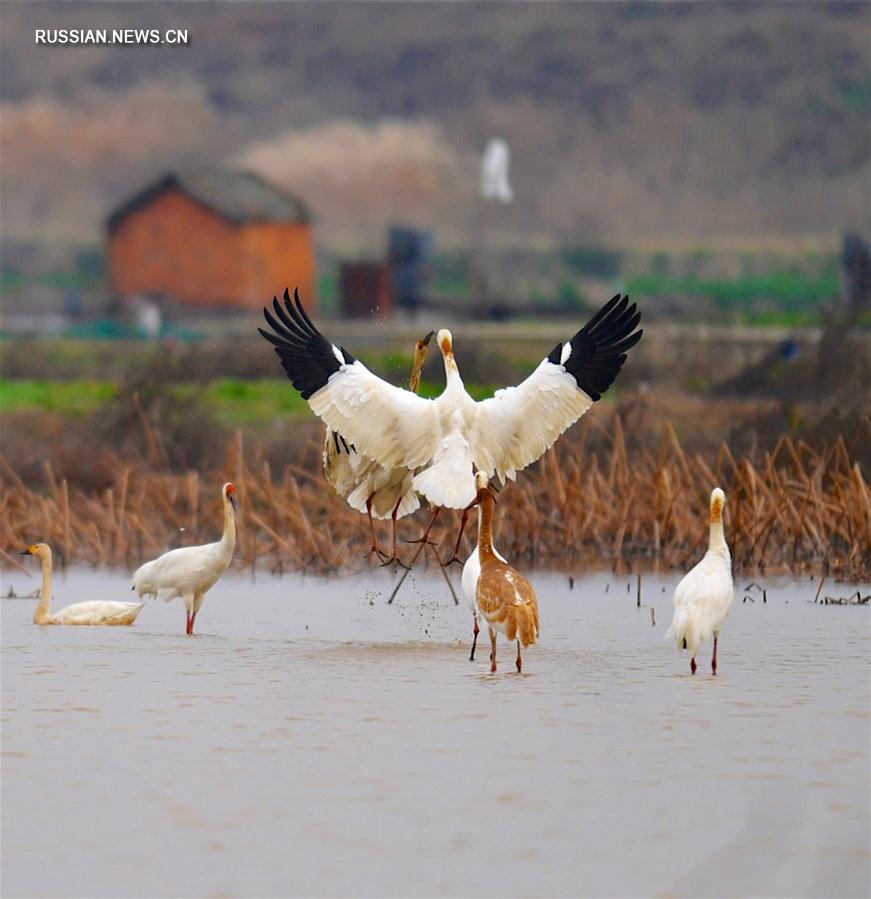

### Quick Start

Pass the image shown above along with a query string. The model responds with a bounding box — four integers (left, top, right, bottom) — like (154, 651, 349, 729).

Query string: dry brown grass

(1, 420, 867, 581)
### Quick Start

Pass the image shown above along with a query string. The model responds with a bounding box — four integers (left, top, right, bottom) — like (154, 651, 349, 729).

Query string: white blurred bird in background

(481, 138, 513, 203)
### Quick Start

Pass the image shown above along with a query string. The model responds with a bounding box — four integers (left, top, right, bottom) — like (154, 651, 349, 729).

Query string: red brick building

(107, 170, 315, 311)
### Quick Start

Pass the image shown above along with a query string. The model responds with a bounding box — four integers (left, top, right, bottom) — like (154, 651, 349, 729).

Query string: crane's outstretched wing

(470, 294, 642, 480)
(258, 289, 440, 469)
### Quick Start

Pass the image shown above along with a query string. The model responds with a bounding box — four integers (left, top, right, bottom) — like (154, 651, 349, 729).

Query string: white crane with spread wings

(259, 289, 642, 516)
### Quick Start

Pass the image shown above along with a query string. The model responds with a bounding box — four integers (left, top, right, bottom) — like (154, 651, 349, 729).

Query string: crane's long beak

(421, 330, 435, 347)
(20, 548, 32, 555)
(229, 494, 238, 512)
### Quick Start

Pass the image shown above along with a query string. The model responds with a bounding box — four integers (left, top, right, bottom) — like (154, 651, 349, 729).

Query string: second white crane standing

(132, 482, 238, 634)
(667, 487, 734, 675)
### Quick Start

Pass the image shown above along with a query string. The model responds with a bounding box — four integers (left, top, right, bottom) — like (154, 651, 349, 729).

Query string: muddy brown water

(2, 568, 869, 898)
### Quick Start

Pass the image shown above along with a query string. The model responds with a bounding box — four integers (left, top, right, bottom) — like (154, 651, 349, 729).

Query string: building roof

(107, 169, 311, 232)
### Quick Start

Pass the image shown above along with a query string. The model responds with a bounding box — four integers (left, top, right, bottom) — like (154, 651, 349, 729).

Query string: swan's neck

(477, 495, 497, 562)
(33, 554, 53, 624)
(221, 500, 237, 556)
(708, 518, 730, 560)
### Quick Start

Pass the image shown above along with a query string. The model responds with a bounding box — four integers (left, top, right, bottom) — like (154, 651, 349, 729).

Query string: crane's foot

(380, 554, 411, 571)
(365, 544, 390, 563)
(442, 553, 465, 567)
(690, 657, 697, 675)
(402, 537, 440, 550)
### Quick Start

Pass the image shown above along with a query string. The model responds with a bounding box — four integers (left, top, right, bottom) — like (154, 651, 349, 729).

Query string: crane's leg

(380, 497, 410, 569)
(387, 508, 442, 604)
(515, 639, 523, 673)
(690, 656, 697, 675)
(405, 506, 441, 545)
(444, 506, 470, 566)
(184, 594, 195, 635)
(712, 634, 719, 675)
(489, 627, 498, 673)
(365, 497, 388, 562)
(189, 593, 205, 635)
(431, 544, 460, 604)
(470, 612, 479, 661)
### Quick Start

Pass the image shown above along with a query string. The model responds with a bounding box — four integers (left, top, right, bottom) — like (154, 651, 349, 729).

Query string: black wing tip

(257, 286, 345, 397)
(257, 325, 281, 346)
(558, 293, 643, 398)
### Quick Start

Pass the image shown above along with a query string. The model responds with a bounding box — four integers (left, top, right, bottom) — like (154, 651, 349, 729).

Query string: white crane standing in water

(667, 487, 734, 675)
(132, 482, 238, 634)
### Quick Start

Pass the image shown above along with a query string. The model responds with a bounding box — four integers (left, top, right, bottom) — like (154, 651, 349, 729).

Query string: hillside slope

(1, 1, 869, 245)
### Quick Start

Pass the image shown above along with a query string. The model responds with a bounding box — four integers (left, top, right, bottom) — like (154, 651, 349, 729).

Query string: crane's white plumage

(471, 359, 594, 481)
(310, 361, 440, 471)
(667, 487, 734, 675)
(260, 289, 642, 510)
(412, 411, 477, 509)
(22, 543, 145, 626)
(321, 333, 433, 557)
(132, 482, 237, 634)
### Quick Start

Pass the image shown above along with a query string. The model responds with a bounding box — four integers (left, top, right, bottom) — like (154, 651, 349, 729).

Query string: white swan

(461, 472, 507, 660)
(667, 487, 734, 675)
(21, 543, 145, 626)
(132, 482, 237, 634)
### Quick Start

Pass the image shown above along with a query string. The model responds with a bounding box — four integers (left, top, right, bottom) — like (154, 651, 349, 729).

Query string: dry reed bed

(1, 423, 868, 581)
